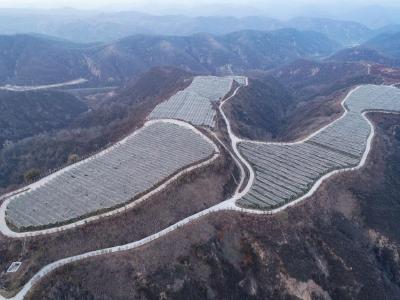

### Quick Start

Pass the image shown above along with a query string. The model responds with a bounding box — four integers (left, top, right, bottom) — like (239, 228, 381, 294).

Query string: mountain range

(0, 29, 340, 85)
(364, 31, 400, 59)
(0, 8, 398, 46)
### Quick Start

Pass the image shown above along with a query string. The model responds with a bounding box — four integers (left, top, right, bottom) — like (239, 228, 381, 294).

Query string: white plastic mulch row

(148, 76, 247, 127)
(238, 85, 400, 210)
(5, 121, 216, 230)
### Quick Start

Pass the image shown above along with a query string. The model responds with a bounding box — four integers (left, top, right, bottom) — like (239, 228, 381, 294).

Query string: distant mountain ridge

(0, 29, 339, 85)
(286, 17, 372, 46)
(0, 34, 96, 85)
(327, 47, 400, 67)
(0, 9, 391, 46)
(363, 31, 400, 59)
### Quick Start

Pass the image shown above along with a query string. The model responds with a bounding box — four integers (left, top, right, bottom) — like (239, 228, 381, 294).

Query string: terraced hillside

(237, 85, 400, 209)
(1, 76, 400, 300)
(148, 76, 247, 127)
(5, 120, 217, 231)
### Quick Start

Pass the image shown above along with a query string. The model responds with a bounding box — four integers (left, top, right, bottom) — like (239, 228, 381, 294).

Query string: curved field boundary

(148, 76, 247, 127)
(6, 121, 217, 230)
(218, 77, 256, 203)
(0, 119, 220, 238)
(233, 84, 400, 211)
(241, 86, 362, 146)
(232, 109, 400, 216)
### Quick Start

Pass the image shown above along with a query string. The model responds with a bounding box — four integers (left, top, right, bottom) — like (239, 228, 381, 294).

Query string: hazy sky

(1, 0, 399, 10)
(1, 0, 400, 20)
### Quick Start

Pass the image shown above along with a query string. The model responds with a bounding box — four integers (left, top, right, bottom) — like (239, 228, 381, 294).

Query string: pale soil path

(0, 78, 88, 92)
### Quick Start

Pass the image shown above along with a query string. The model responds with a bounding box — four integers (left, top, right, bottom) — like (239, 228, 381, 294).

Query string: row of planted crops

(6, 83, 400, 227)
(6, 122, 216, 230)
(5, 75, 249, 230)
(238, 85, 400, 210)
(148, 76, 246, 127)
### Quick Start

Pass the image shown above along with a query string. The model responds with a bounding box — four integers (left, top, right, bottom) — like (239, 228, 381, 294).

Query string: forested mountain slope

(0, 90, 87, 148)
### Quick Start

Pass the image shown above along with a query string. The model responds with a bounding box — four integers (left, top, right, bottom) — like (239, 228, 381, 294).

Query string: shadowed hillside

(0, 90, 87, 148)
(224, 77, 293, 140)
(0, 35, 94, 85)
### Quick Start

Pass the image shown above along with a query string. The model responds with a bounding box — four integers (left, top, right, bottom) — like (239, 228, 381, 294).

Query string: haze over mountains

(0, 4, 399, 90)
(1, 24, 400, 88)
(0, 6, 399, 45)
